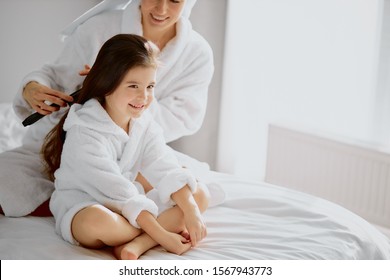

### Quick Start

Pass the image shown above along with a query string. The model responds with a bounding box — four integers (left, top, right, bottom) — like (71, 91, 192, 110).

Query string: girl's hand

(183, 207, 207, 247)
(136, 210, 191, 255)
(22, 81, 73, 115)
(170, 185, 207, 247)
(79, 64, 91, 76)
(158, 231, 192, 255)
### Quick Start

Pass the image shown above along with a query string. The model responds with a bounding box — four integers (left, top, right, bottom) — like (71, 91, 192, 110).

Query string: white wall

(374, 0, 390, 146)
(0, 0, 100, 103)
(218, 0, 383, 180)
(170, 0, 227, 169)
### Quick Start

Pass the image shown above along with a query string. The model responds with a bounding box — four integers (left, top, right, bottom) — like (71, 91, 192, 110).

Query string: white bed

(0, 102, 389, 260)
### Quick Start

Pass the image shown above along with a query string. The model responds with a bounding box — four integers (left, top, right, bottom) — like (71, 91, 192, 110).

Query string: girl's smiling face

(104, 66, 156, 131)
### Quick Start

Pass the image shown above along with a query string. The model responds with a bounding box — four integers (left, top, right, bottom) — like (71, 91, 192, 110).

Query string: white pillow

(0, 103, 26, 153)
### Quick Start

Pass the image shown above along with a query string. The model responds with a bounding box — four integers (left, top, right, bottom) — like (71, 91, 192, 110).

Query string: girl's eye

(147, 85, 155, 89)
(129, 85, 138, 89)
(171, 0, 181, 3)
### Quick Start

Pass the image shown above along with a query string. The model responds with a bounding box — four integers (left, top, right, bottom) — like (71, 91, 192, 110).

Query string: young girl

(41, 34, 210, 260)
(1, 0, 214, 219)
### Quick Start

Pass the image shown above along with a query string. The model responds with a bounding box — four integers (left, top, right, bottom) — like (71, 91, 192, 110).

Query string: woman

(0, 0, 216, 217)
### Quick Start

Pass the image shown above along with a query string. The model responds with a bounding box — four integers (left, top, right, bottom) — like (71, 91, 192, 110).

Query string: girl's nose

(140, 89, 148, 101)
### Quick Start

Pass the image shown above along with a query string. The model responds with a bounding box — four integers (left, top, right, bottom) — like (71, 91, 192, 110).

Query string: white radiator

(265, 124, 390, 234)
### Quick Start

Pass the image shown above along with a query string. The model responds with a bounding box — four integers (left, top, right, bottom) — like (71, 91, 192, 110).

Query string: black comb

(22, 89, 81, 127)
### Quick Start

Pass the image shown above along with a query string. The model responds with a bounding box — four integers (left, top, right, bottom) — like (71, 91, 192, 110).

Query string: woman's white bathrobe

(14, 0, 213, 142)
(0, 0, 215, 217)
(52, 99, 199, 244)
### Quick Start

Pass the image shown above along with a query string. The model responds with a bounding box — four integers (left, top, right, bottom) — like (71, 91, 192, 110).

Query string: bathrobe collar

(64, 99, 134, 142)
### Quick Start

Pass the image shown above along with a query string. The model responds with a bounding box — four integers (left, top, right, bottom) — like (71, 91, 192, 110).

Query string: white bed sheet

(1, 102, 390, 260)
(1, 172, 390, 260)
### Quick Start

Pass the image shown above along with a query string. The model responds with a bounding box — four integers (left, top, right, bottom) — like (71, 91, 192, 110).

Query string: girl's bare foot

(114, 233, 158, 260)
(113, 240, 144, 260)
(113, 243, 138, 260)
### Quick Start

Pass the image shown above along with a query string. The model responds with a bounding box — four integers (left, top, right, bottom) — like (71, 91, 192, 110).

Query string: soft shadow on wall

(169, 0, 227, 170)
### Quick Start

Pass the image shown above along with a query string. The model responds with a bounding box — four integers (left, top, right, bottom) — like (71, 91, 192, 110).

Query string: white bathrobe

(0, 0, 215, 217)
(14, 0, 213, 143)
(52, 99, 198, 244)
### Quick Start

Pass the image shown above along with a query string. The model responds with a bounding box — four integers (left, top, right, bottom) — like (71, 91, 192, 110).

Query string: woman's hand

(79, 64, 91, 76)
(22, 81, 73, 115)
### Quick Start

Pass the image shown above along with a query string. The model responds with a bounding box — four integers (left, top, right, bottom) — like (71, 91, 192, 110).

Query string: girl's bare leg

(115, 205, 185, 259)
(116, 186, 209, 260)
(71, 204, 142, 249)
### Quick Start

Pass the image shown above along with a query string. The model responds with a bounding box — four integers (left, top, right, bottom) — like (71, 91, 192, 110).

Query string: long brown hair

(41, 34, 159, 180)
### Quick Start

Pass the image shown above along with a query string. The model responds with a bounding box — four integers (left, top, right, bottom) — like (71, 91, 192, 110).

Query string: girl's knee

(72, 204, 141, 248)
(72, 205, 120, 239)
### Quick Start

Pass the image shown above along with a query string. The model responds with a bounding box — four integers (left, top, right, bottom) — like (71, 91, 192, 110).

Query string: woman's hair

(41, 34, 159, 180)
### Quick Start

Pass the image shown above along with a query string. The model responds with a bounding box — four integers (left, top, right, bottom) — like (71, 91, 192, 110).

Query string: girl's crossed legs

(71, 185, 209, 259)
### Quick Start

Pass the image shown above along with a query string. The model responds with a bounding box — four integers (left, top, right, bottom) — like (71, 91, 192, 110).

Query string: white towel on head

(61, 0, 197, 40)
(182, 0, 197, 18)
(61, 0, 133, 40)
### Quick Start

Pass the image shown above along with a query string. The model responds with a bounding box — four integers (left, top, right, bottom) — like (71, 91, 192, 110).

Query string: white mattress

(1, 172, 390, 260)
(1, 103, 390, 260)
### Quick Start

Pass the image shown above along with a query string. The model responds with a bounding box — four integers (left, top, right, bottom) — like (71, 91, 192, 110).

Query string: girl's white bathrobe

(0, 0, 215, 217)
(52, 99, 199, 244)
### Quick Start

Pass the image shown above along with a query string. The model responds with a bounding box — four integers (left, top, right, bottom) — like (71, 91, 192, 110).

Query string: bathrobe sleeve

(13, 12, 121, 120)
(57, 126, 158, 228)
(148, 34, 214, 142)
(139, 121, 198, 205)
